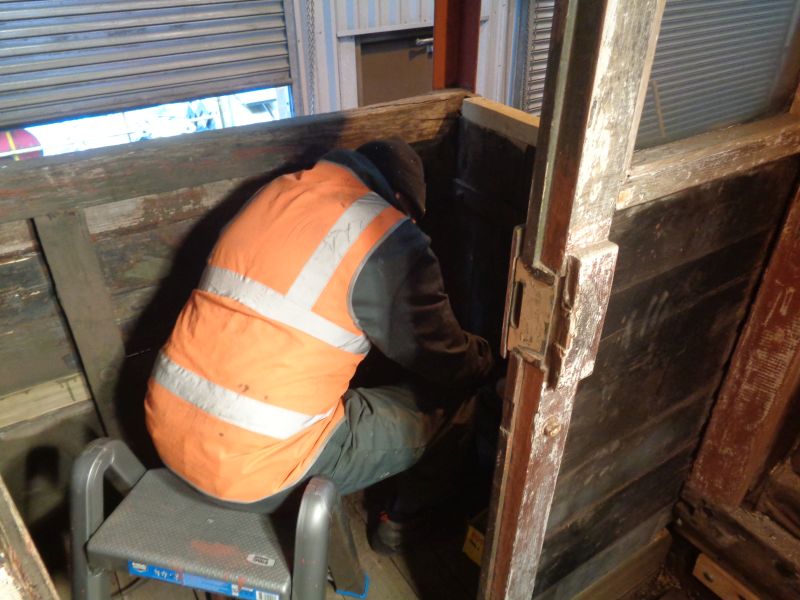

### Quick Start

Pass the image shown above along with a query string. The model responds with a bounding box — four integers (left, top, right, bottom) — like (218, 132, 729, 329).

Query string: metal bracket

(501, 226, 558, 371)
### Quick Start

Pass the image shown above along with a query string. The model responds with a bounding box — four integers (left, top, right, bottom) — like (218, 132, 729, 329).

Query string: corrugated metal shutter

(521, 0, 554, 115)
(637, 0, 799, 147)
(517, 0, 798, 147)
(0, 0, 294, 129)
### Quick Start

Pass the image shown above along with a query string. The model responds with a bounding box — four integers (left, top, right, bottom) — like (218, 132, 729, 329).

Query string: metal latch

(501, 226, 558, 371)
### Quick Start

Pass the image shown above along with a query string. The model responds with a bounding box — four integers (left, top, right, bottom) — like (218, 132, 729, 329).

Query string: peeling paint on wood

(620, 113, 800, 211)
(481, 2, 665, 598)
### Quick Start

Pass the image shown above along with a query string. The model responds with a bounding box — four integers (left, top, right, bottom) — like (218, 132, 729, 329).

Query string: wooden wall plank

(611, 158, 797, 292)
(548, 391, 708, 533)
(0, 375, 90, 433)
(572, 530, 671, 600)
(0, 322, 78, 397)
(534, 509, 671, 600)
(687, 186, 800, 506)
(620, 113, 800, 210)
(0, 92, 466, 224)
(536, 450, 690, 591)
(33, 211, 124, 437)
(602, 232, 772, 339)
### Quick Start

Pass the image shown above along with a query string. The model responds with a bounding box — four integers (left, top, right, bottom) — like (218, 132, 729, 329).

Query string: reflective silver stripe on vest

(199, 266, 371, 355)
(153, 353, 335, 440)
(286, 193, 388, 308)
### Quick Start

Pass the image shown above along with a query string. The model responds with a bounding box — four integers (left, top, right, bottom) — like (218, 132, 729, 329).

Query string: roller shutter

(518, 0, 799, 148)
(519, 0, 554, 116)
(637, 0, 799, 147)
(0, 0, 295, 129)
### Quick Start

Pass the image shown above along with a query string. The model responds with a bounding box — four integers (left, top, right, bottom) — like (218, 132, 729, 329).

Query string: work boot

(368, 510, 430, 555)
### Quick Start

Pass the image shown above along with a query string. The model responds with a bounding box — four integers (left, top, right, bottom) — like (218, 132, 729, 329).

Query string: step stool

(70, 438, 368, 600)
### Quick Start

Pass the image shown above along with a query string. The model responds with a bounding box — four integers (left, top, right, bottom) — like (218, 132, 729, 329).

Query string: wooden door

(478, 1, 667, 598)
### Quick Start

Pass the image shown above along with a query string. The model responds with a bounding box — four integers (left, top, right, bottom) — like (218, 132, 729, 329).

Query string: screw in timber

(543, 417, 562, 437)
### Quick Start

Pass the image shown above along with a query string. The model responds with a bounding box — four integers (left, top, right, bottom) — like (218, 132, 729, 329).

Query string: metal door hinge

(501, 225, 572, 388)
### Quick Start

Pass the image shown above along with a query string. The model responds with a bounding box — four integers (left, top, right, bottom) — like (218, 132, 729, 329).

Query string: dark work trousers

(233, 383, 477, 516)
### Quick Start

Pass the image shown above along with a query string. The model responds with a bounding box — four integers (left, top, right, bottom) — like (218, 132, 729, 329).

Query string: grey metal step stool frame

(71, 438, 368, 600)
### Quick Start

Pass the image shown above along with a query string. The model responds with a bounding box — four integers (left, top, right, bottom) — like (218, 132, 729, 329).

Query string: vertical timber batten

(479, 1, 666, 598)
(33, 211, 123, 437)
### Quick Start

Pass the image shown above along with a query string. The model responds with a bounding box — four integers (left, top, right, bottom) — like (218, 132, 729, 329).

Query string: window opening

(1, 86, 293, 161)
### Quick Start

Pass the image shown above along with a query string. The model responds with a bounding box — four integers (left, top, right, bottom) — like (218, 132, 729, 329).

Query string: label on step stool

(127, 561, 279, 600)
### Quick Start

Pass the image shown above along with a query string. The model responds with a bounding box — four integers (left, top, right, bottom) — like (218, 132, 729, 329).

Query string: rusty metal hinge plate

(501, 226, 558, 370)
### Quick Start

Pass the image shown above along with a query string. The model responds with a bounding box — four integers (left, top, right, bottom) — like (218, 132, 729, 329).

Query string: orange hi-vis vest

(145, 161, 407, 503)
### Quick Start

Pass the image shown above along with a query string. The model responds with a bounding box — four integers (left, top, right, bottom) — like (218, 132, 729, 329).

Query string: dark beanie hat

(356, 138, 426, 221)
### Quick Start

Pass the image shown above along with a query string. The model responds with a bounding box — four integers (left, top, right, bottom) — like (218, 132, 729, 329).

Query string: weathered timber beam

(676, 498, 800, 600)
(33, 210, 124, 437)
(619, 113, 800, 210)
(686, 187, 800, 506)
(0, 475, 60, 600)
(461, 97, 540, 147)
(0, 91, 467, 225)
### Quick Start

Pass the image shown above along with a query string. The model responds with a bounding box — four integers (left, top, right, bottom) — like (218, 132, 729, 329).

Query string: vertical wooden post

(479, 1, 666, 598)
(34, 210, 124, 438)
(686, 187, 800, 507)
(432, 0, 481, 91)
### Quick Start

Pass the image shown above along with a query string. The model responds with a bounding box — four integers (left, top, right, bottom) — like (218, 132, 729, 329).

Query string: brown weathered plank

(0, 91, 466, 224)
(676, 499, 800, 600)
(0, 475, 60, 600)
(534, 509, 671, 600)
(693, 554, 760, 600)
(610, 157, 797, 293)
(0, 221, 36, 258)
(758, 461, 800, 539)
(536, 450, 690, 592)
(84, 178, 244, 240)
(620, 113, 800, 210)
(33, 210, 124, 436)
(687, 187, 800, 506)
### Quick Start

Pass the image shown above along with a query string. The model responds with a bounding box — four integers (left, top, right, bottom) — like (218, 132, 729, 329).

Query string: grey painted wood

(34, 210, 124, 437)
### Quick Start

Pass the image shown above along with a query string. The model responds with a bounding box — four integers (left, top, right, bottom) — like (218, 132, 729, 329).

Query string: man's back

(145, 159, 405, 503)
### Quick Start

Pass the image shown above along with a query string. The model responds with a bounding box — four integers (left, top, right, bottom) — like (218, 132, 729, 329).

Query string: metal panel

(336, 0, 433, 37)
(520, 0, 554, 116)
(518, 0, 799, 147)
(637, 0, 799, 147)
(0, 0, 293, 128)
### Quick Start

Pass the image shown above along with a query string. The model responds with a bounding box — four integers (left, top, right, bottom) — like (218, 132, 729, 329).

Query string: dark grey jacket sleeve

(350, 220, 493, 388)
